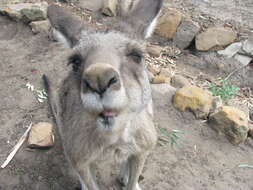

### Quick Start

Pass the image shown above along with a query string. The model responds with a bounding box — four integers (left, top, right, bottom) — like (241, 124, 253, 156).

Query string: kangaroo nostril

(83, 79, 99, 94)
(108, 76, 118, 88)
(83, 79, 91, 89)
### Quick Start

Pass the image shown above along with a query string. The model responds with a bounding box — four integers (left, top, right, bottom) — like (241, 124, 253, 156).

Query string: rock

(209, 106, 249, 145)
(242, 37, 253, 56)
(226, 99, 250, 119)
(78, 0, 103, 11)
(102, 0, 118, 17)
(210, 96, 223, 114)
(29, 20, 49, 34)
(0, 2, 47, 23)
(234, 54, 252, 66)
(151, 75, 171, 84)
(248, 128, 253, 139)
(20, 8, 45, 23)
(159, 68, 173, 78)
(171, 75, 190, 88)
(27, 122, 54, 149)
(173, 19, 200, 49)
(146, 44, 164, 57)
(196, 27, 237, 51)
(218, 42, 242, 58)
(173, 85, 213, 119)
(155, 8, 182, 39)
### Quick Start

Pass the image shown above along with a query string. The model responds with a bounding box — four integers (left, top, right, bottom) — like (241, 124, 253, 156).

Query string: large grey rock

(173, 19, 200, 49)
(242, 37, 253, 56)
(218, 42, 242, 58)
(234, 54, 252, 66)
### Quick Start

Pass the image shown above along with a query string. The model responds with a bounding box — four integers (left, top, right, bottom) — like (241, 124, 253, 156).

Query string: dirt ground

(0, 0, 253, 190)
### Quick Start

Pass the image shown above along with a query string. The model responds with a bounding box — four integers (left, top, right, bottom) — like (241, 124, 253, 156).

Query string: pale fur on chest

(98, 122, 139, 163)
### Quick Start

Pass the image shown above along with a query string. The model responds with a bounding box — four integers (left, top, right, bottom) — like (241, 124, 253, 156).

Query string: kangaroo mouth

(99, 110, 118, 118)
(97, 110, 118, 130)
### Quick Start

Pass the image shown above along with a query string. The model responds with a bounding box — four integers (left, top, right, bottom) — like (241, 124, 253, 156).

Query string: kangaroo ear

(122, 0, 163, 39)
(47, 4, 84, 48)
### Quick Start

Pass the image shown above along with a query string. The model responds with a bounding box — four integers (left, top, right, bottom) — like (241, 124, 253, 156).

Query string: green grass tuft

(158, 128, 183, 147)
(209, 79, 240, 100)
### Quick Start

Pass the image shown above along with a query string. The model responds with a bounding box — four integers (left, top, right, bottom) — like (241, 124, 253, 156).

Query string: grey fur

(45, 1, 162, 189)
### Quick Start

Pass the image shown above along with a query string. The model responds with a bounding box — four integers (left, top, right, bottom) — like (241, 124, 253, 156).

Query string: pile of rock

(0, 2, 49, 34)
(172, 85, 250, 145)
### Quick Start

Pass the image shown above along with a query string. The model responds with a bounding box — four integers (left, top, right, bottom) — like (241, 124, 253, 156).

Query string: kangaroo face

(69, 32, 150, 130)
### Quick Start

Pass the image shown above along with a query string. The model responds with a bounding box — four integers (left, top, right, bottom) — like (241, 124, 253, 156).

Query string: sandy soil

(0, 1, 253, 190)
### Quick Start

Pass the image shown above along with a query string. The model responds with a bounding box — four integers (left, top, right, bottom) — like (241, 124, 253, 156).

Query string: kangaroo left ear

(47, 4, 84, 48)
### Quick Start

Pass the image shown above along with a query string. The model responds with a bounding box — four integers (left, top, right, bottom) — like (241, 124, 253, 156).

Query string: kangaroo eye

(68, 54, 83, 72)
(127, 49, 143, 64)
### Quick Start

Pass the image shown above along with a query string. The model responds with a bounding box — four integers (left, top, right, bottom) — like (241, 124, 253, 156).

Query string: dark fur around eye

(68, 54, 83, 72)
(127, 49, 143, 64)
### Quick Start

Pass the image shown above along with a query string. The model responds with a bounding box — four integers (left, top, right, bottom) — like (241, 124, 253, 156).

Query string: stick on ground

(1, 123, 33, 169)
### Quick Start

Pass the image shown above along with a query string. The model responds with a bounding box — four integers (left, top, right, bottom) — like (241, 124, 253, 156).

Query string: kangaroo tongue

(101, 111, 116, 117)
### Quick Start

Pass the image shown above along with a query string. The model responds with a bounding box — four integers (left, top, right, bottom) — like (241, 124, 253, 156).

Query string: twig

(238, 164, 253, 169)
(1, 123, 33, 169)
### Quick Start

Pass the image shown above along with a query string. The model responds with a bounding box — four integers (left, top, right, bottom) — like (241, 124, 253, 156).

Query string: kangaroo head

(47, 0, 162, 130)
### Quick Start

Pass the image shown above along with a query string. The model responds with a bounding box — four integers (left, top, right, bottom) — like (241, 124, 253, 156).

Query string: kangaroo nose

(83, 64, 120, 95)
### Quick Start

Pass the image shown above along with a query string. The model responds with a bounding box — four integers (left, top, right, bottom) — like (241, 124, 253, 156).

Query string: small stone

(29, 20, 49, 34)
(234, 54, 252, 66)
(146, 44, 164, 57)
(173, 19, 200, 49)
(171, 75, 190, 88)
(218, 42, 242, 58)
(78, 0, 103, 11)
(151, 75, 171, 84)
(27, 122, 54, 149)
(102, 0, 118, 17)
(173, 85, 213, 119)
(196, 27, 237, 51)
(159, 68, 173, 78)
(209, 106, 249, 145)
(155, 8, 182, 39)
(0, 2, 47, 23)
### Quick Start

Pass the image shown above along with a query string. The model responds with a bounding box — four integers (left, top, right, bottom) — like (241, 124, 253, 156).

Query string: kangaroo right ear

(47, 4, 84, 48)
(121, 0, 163, 39)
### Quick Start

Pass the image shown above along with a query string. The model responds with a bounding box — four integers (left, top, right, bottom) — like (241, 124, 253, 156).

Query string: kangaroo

(43, 1, 162, 189)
